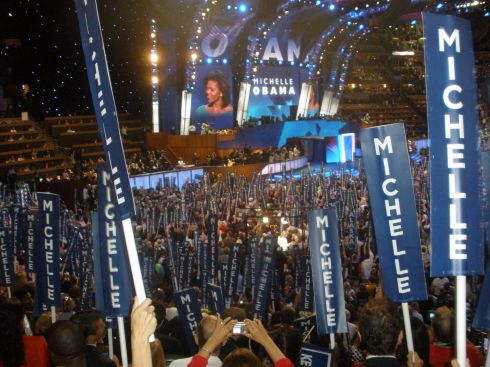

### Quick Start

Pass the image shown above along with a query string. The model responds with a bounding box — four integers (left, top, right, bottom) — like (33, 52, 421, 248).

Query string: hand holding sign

(131, 297, 157, 340)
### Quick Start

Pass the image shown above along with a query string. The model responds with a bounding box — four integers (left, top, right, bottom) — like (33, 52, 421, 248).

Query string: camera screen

(233, 322, 245, 335)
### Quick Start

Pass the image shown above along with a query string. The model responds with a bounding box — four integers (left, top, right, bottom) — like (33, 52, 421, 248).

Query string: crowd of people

(0, 155, 487, 367)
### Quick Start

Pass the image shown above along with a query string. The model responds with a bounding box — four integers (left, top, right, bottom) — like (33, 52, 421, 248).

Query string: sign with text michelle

(423, 12, 483, 276)
(95, 165, 132, 317)
(307, 209, 347, 334)
(252, 237, 276, 323)
(74, 0, 134, 219)
(173, 288, 202, 354)
(360, 123, 428, 302)
(207, 283, 225, 315)
(0, 227, 14, 287)
(35, 193, 60, 307)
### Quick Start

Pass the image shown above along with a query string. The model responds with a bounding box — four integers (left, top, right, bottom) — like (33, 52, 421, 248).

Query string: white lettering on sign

(373, 136, 411, 294)
(438, 27, 468, 260)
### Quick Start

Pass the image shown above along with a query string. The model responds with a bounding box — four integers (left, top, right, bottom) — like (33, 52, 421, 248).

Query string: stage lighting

(152, 76, 159, 84)
(358, 24, 364, 30)
(262, 217, 269, 224)
(411, 20, 417, 25)
(222, 58, 228, 64)
(206, 58, 212, 64)
(436, 3, 443, 9)
(329, 4, 336, 11)
(238, 3, 248, 13)
(150, 52, 158, 64)
(227, 4, 232, 10)
(485, 11, 489, 16)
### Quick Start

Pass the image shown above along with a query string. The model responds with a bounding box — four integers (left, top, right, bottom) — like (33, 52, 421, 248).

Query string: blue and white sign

(225, 243, 240, 307)
(423, 12, 484, 276)
(174, 288, 202, 354)
(360, 123, 428, 302)
(74, 0, 135, 219)
(307, 209, 347, 334)
(0, 227, 14, 286)
(208, 283, 225, 315)
(95, 165, 132, 317)
(35, 193, 60, 307)
(252, 237, 276, 323)
(299, 343, 333, 367)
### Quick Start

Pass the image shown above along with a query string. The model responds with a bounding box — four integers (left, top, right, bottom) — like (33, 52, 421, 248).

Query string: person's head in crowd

(0, 303, 25, 367)
(431, 306, 455, 344)
(196, 315, 222, 352)
(270, 311, 282, 327)
(279, 306, 297, 325)
(222, 307, 246, 322)
(12, 286, 34, 312)
(45, 320, 86, 367)
(358, 298, 402, 356)
(35, 311, 58, 336)
(268, 324, 302, 365)
(71, 310, 106, 344)
(222, 348, 261, 367)
(396, 317, 430, 367)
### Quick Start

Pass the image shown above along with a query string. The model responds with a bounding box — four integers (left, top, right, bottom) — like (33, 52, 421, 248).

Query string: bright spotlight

(328, 4, 336, 11)
(151, 76, 159, 84)
(436, 3, 443, 9)
(238, 3, 248, 13)
(206, 58, 212, 64)
(262, 216, 269, 224)
(222, 58, 228, 64)
(191, 53, 198, 61)
(150, 52, 158, 63)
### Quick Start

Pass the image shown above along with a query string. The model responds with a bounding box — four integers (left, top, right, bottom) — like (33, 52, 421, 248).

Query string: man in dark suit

(71, 310, 120, 367)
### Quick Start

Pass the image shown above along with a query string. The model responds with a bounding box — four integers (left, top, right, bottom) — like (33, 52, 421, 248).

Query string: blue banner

(472, 264, 490, 331)
(208, 283, 225, 315)
(74, 0, 135, 219)
(294, 315, 317, 344)
(307, 209, 347, 334)
(360, 123, 428, 302)
(423, 12, 484, 276)
(11, 205, 21, 256)
(252, 237, 276, 323)
(208, 215, 218, 283)
(0, 227, 14, 286)
(225, 243, 240, 307)
(79, 228, 92, 310)
(173, 288, 202, 354)
(299, 343, 333, 367)
(300, 252, 314, 312)
(95, 165, 132, 317)
(35, 193, 61, 307)
(25, 210, 35, 273)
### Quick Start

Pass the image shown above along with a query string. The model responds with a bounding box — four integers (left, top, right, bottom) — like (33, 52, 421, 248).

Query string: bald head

(197, 316, 218, 348)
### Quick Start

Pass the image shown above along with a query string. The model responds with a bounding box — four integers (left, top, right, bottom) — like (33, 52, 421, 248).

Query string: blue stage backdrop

(423, 12, 484, 276)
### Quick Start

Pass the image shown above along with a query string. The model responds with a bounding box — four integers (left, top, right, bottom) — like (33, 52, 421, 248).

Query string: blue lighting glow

(411, 20, 417, 25)
(436, 3, 443, 9)
(238, 3, 248, 13)
(316, 0, 321, 5)
(358, 24, 364, 30)
(222, 58, 228, 64)
(329, 4, 336, 11)
(347, 21, 352, 25)
(485, 11, 490, 16)
(227, 4, 232, 10)
(206, 58, 212, 64)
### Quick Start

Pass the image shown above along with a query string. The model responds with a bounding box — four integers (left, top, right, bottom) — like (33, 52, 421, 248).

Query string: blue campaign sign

(422, 12, 484, 276)
(307, 209, 347, 334)
(252, 237, 276, 323)
(0, 227, 14, 287)
(299, 343, 333, 367)
(360, 124, 428, 302)
(36, 193, 61, 307)
(74, 0, 134, 219)
(208, 283, 225, 315)
(472, 264, 490, 331)
(95, 165, 133, 317)
(174, 288, 202, 354)
(225, 243, 240, 307)
(294, 315, 317, 343)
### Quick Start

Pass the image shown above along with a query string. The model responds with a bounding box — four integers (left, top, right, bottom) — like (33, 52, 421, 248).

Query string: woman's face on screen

(206, 79, 221, 104)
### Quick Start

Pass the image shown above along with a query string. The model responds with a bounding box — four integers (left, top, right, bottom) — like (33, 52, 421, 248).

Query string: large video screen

(191, 65, 234, 131)
(247, 65, 305, 121)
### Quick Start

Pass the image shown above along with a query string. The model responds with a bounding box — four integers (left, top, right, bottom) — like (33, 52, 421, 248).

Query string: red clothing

(0, 335, 49, 367)
(186, 355, 294, 367)
(429, 343, 483, 367)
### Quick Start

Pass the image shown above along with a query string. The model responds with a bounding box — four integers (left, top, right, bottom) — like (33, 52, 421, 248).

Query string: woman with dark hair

(195, 70, 233, 130)
(0, 303, 49, 367)
(396, 317, 430, 367)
